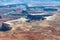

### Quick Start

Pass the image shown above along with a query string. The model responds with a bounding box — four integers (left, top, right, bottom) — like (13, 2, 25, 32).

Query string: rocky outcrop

(1, 23, 12, 31)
